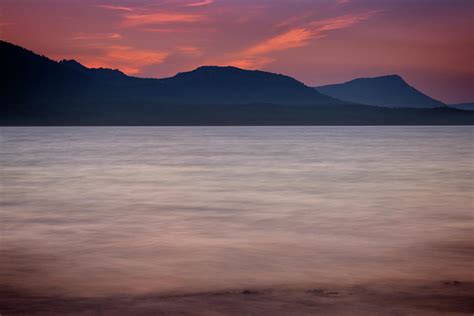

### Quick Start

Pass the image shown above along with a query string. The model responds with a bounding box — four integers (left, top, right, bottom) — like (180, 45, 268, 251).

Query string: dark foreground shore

(1, 281, 473, 315)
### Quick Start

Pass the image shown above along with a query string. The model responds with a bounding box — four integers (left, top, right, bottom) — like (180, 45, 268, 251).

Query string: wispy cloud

(177, 46, 202, 56)
(248, 12, 378, 55)
(71, 4, 377, 73)
(310, 12, 377, 32)
(77, 46, 168, 74)
(227, 11, 378, 69)
(244, 28, 314, 55)
(187, 0, 214, 7)
(138, 28, 179, 33)
(123, 12, 204, 26)
(73, 33, 122, 40)
(97, 4, 134, 12)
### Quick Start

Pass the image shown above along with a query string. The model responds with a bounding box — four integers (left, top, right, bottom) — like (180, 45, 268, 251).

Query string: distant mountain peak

(175, 65, 245, 77)
(175, 65, 275, 78)
(59, 59, 127, 79)
(59, 59, 88, 71)
(347, 74, 406, 84)
(59, 59, 83, 65)
(172, 64, 308, 86)
(316, 74, 446, 108)
(59, 59, 126, 78)
(377, 74, 405, 82)
(378, 74, 403, 80)
(194, 65, 242, 72)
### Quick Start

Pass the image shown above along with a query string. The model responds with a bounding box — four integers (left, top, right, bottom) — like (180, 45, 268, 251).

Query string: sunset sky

(1, 0, 473, 103)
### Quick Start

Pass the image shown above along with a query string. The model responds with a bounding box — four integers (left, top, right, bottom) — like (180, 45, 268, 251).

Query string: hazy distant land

(449, 103, 474, 111)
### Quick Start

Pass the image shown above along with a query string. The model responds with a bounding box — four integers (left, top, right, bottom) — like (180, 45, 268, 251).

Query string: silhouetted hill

(59, 59, 128, 81)
(1, 40, 471, 125)
(163, 66, 338, 105)
(316, 75, 447, 108)
(1, 40, 338, 106)
(1, 40, 91, 107)
(449, 103, 474, 111)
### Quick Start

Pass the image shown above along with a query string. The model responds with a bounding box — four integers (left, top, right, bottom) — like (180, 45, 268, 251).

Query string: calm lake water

(1, 127, 472, 297)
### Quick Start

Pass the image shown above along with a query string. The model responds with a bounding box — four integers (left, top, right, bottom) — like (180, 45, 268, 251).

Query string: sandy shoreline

(2, 280, 473, 315)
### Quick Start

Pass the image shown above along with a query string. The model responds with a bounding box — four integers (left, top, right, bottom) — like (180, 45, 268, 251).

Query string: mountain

(1, 40, 472, 125)
(315, 75, 447, 108)
(159, 66, 341, 105)
(2, 40, 91, 107)
(59, 59, 128, 81)
(449, 103, 474, 111)
(1, 40, 338, 107)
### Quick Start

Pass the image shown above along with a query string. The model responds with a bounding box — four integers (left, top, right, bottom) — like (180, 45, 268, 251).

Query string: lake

(1, 126, 472, 301)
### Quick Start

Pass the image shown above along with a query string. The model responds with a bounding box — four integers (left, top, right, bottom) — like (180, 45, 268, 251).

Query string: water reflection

(1, 127, 472, 297)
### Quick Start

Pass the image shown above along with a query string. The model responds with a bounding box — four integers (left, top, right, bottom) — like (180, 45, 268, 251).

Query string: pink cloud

(310, 12, 378, 33)
(138, 28, 179, 33)
(73, 33, 122, 40)
(187, 0, 214, 7)
(97, 5, 134, 12)
(123, 12, 204, 26)
(178, 46, 202, 56)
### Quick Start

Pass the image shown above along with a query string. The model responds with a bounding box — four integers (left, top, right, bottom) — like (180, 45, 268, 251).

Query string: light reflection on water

(0, 126, 472, 297)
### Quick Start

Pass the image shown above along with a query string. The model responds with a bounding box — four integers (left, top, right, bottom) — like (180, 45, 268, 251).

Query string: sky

(1, 0, 473, 103)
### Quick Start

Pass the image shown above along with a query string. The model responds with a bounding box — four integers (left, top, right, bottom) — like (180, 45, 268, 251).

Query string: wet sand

(1, 281, 473, 315)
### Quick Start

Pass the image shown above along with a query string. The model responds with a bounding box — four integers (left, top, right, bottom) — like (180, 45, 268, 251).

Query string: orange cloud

(123, 12, 204, 26)
(226, 57, 275, 69)
(246, 12, 378, 56)
(244, 28, 314, 55)
(77, 46, 168, 74)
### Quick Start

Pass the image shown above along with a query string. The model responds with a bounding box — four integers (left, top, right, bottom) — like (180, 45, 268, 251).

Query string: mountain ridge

(315, 75, 447, 108)
(1, 40, 340, 106)
(1, 40, 471, 126)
